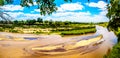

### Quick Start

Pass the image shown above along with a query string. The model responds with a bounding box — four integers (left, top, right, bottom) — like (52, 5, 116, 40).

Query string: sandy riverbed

(0, 26, 118, 58)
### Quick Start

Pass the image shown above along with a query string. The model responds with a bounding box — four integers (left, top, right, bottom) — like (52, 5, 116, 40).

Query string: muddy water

(0, 25, 118, 58)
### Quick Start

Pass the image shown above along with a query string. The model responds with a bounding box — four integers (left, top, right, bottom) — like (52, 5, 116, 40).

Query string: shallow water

(24, 37, 38, 40)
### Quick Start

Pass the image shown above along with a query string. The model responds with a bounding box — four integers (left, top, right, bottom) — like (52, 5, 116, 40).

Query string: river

(0, 25, 118, 58)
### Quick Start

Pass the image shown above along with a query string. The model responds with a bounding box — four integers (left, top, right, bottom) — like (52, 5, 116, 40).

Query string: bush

(60, 28, 96, 35)
(9, 29, 19, 33)
(104, 42, 120, 58)
(0, 28, 4, 31)
(117, 32, 120, 42)
(34, 31, 42, 34)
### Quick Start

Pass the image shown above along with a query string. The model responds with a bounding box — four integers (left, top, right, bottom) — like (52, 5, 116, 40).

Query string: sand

(0, 30, 117, 58)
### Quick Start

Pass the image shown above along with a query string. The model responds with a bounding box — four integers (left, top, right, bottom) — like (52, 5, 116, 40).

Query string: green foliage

(26, 19, 36, 25)
(9, 29, 19, 33)
(34, 31, 42, 35)
(0, 0, 13, 5)
(0, 28, 4, 31)
(0, 0, 4, 5)
(1, 24, 14, 29)
(37, 17, 43, 23)
(117, 32, 120, 42)
(23, 0, 72, 15)
(20, 0, 71, 15)
(13, 20, 18, 24)
(107, 0, 120, 31)
(60, 28, 96, 35)
(104, 42, 120, 58)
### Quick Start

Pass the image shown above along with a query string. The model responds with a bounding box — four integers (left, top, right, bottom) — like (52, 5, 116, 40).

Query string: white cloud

(6, 12, 24, 18)
(86, 1, 107, 10)
(52, 11, 91, 17)
(1, 5, 24, 11)
(1, 2, 108, 23)
(33, 2, 37, 5)
(57, 3, 84, 12)
(6, 12, 43, 20)
(5, 10, 108, 22)
(33, 3, 84, 13)
(44, 11, 109, 22)
(34, 9, 40, 12)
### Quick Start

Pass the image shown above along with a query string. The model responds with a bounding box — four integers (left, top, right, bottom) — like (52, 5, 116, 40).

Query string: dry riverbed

(0, 30, 117, 58)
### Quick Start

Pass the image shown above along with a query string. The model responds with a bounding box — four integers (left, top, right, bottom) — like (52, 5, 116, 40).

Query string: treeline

(0, 18, 99, 28)
(0, 18, 107, 28)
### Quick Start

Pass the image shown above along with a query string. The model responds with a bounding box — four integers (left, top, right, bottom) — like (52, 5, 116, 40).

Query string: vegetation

(107, 0, 120, 31)
(0, 18, 107, 36)
(104, 42, 120, 58)
(104, 0, 120, 57)
(60, 28, 96, 35)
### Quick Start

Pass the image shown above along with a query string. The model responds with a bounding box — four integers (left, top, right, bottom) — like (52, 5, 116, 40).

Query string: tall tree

(107, 0, 120, 31)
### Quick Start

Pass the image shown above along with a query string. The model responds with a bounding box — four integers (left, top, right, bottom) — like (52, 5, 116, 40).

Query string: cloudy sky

(1, 0, 109, 22)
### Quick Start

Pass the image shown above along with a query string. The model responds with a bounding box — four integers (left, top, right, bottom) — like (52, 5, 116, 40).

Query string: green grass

(60, 28, 96, 35)
(0, 27, 4, 31)
(9, 29, 19, 33)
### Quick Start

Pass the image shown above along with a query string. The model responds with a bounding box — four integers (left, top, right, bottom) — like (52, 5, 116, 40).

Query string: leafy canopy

(107, 0, 120, 31)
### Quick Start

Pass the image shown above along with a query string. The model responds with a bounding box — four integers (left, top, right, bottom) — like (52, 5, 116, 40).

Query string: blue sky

(1, 0, 109, 22)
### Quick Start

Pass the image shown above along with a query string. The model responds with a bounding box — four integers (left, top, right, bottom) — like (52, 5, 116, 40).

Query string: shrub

(34, 31, 42, 34)
(60, 28, 96, 35)
(104, 42, 120, 58)
(117, 32, 120, 42)
(9, 29, 19, 33)
(0, 28, 4, 31)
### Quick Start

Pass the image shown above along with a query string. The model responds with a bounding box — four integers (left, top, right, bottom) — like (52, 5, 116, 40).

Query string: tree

(107, 0, 120, 31)
(26, 19, 36, 25)
(37, 17, 43, 23)
(104, 1, 120, 58)
(13, 20, 18, 24)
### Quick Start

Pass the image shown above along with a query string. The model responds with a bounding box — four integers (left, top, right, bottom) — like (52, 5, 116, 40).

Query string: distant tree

(49, 19, 53, 25)
(37, 17, 43, 23)
(13, 20, 18, 24)
(54, 21, 61, 27)
(64, 21, 70, 25)
(0, 20, 4, 24)
(26, 19, 36, 25)
(44, 20, 49, 24)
